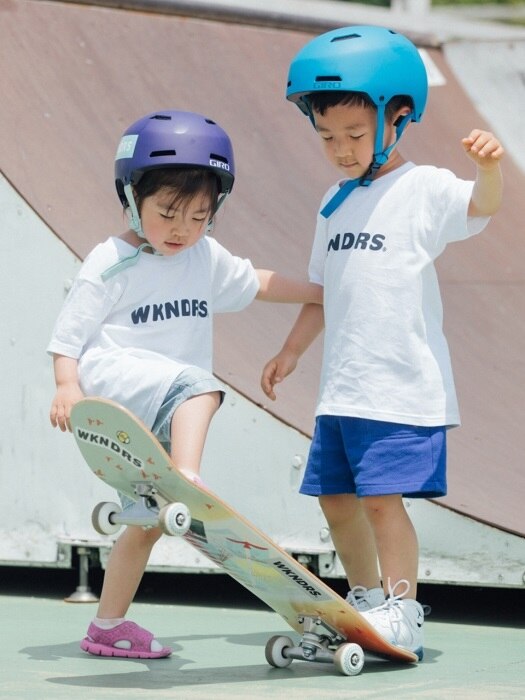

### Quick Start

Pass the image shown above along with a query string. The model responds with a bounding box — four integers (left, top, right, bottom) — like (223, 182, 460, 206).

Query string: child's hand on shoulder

(462, 129, 504, 169)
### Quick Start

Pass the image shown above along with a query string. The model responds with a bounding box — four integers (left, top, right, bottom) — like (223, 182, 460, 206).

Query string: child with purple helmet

(261, 26, 504, 659)
(48, 110, 322, 658)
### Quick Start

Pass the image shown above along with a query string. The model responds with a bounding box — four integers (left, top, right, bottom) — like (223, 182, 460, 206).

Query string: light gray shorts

(151, 366, 225, 452)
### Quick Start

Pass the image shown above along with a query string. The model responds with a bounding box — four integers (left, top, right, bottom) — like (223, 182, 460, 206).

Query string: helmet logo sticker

(115, 134, 139, 160)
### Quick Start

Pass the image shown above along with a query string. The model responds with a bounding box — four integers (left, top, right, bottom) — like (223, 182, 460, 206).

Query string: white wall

(0, 173, 114, 564)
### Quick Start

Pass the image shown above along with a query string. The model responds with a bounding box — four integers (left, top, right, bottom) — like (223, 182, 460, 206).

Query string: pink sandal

(80, 621, 172, 659)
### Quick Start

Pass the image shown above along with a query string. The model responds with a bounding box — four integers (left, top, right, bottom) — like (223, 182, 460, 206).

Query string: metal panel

(0, 174, 112, 564)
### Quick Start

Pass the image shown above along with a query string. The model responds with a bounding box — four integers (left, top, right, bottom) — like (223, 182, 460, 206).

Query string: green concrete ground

(0, 567, 523, 699)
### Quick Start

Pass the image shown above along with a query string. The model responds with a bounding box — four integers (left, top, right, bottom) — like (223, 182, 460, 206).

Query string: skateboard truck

(265, 614, 365, 676)
(90, 482, 191, 536)
(298, 614, 346, 661)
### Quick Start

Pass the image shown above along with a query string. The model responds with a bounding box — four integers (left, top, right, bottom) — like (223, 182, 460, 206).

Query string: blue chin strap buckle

(319, 112, 412, 219)
(319, 153, 387, 218)
(320, 177, 362, 218)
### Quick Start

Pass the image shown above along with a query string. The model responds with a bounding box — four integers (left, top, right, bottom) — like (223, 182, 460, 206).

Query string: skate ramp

(1, 0, 523, 537)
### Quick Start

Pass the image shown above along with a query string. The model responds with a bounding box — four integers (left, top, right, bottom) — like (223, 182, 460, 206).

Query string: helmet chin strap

(124, 183, 145, 238)
(320, 110, 412, 219)
(123, 182, 161, 258)
(100, 184, 155, 281)
(101, 241, 152, 281)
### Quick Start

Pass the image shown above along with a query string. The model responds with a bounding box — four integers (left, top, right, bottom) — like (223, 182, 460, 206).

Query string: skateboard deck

(71, 397, 418, 674)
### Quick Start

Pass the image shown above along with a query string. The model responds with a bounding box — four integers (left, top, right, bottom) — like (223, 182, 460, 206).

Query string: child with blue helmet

(261, 26, 504, 658)
(48, 110, 322, 658)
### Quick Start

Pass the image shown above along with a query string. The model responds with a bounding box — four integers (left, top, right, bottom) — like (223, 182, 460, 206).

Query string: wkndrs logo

(131, 298, 208, 325)
(76, 427, 143, 469)
(328, 231, 385, 253)
(273, 560, 322, 597)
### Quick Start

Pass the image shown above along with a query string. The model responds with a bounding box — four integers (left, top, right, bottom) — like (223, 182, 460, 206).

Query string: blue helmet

(286, 26, 428, 216)
(287, 25, 427, 121)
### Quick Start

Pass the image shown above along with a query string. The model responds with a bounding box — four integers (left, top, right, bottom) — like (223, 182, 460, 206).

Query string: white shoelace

(347, 585, 369, 603)
(385, 578, 411, 603)
(365, 578, 411, 623)
(346, 584, 372, 612)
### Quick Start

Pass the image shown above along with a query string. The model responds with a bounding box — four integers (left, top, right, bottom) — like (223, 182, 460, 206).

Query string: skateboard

(71, 397, 418, 675)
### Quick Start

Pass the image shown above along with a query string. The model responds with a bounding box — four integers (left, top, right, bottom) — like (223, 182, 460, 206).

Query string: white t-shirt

(309, 162, 489, 427)
(48, 236, 259, 427)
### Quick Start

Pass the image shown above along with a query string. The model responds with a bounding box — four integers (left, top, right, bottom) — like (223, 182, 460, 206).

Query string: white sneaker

(361, 580, 424, 660)
(345, 586, 386, 612)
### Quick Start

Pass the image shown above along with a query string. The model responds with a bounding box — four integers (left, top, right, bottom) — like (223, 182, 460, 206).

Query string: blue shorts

(300, 415, 447, 499)
(119, 366, 224, 509)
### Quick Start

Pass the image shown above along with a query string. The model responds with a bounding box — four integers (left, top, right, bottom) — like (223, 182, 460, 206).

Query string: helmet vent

(205, 118, 217, 125)
(150, 114, 171, 120)
(315, 75, 342, 83)
(331, 33, 361, 43)
(210, 153, 228, 165)
(150, 150, 177, 157)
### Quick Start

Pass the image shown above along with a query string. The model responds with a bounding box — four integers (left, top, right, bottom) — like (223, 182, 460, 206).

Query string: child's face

(313, 102, 394, 180)
(139, 188, 211, 255)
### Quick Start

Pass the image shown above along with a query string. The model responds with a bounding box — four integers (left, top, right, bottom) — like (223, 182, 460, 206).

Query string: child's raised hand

(462, 130, 504, 168)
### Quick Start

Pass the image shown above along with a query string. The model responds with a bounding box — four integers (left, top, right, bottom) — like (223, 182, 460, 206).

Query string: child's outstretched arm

(462, 129, 504, 217)
(255, 269, 323, 304)
(261, 303, 324, 401)
(50, 354, 85, 432)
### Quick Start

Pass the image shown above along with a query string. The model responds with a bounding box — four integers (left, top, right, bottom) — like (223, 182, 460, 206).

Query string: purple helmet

(114, 110, 235, 207)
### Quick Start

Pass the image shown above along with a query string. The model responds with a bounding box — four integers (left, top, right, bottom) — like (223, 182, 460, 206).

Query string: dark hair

(306, 91, 414, 120)
(131, 168, 220, 218)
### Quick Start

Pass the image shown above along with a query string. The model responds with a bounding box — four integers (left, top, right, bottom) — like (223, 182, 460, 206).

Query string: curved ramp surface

(1, 0, 523, 537)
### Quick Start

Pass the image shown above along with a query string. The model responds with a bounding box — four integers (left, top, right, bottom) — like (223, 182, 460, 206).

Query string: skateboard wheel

(159, 502, 191, 536)
(265, 635, 294, 668)
(334, 643, 365, 676)
(91, 501, 122, 536)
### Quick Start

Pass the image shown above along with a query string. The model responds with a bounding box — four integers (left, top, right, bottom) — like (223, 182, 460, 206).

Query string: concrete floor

(0, 567, 523, 699)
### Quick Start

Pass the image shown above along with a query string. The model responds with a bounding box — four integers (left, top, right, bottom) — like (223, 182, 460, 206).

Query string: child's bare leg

(82, 392, 221, 656)
(319, 493, 381, 590)
(361, 494, 419, 597)
(96, 525, 162, 619)
(92, 393, 220, 621)
(169, 391, 221, 475)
